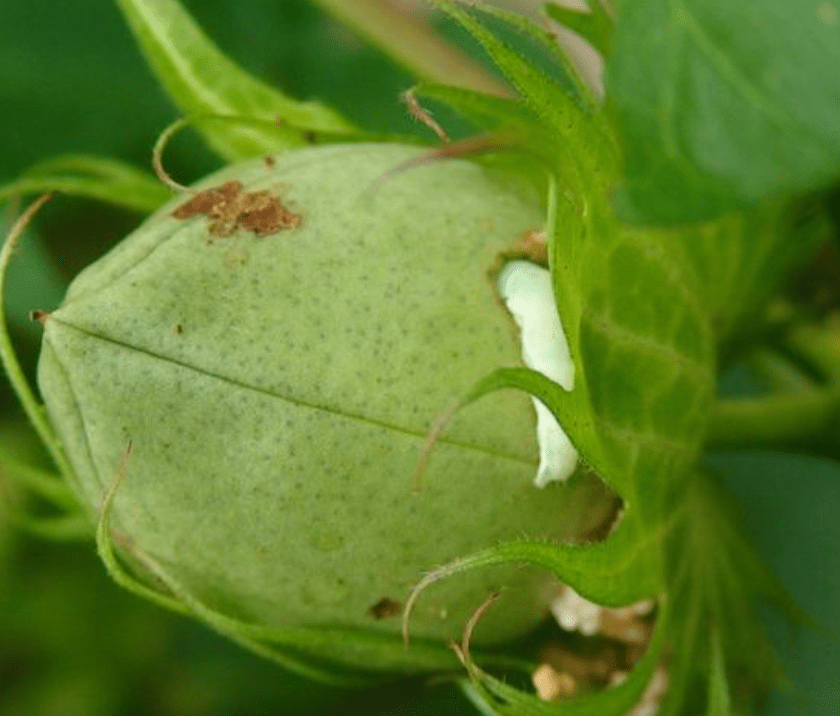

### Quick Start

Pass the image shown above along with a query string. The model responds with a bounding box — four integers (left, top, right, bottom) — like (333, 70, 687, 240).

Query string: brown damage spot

(174, 323, 184, 335)
(519, 228, 549, 264)
(172, 181, 300, 238)
(368, 597, 403, 621)
(580, 489, 624, 543)
(29, 310, 50, 326)
(263, 155, 276, 168)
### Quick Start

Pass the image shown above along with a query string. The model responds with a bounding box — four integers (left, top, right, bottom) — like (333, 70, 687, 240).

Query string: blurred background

(1, 1, 838, 714)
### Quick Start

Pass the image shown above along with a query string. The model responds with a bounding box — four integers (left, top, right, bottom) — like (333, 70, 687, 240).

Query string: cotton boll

(34, 144, 616, 671)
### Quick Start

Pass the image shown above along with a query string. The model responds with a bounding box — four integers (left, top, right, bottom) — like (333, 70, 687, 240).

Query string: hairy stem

(744, 348, 819, 394)
(706, 389, 840, 451)
(783, 320, 840, 384)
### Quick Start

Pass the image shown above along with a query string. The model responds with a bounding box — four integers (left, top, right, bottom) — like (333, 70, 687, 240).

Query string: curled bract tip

(98, 441, 134, 519)
(0, 191, 77, 481)
(152, 116, 196, 194)
(402, 88, 450, 143)
(402, 565, 449, 649)
(458, 591, 502, 666)
(411, 401, 460, 494)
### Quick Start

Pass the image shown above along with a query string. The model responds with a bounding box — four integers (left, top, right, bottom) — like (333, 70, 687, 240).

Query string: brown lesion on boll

(367, 597, 403, 620)
(487, 226, 551, 284)
(518, 228, 549, 265)
(172, 180, 300, 238)
(29, 310, 50, 326)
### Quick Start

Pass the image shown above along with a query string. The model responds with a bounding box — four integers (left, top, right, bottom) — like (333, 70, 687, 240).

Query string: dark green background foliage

(609, 0, 840, 223)
(0, 1, 838, 714)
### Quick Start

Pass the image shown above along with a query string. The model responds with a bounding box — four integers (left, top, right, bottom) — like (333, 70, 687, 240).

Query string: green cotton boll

(36, 143, 608, 671)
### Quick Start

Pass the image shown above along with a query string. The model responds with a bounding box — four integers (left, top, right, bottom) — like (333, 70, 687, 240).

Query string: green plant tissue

(36, 143, 611, 670)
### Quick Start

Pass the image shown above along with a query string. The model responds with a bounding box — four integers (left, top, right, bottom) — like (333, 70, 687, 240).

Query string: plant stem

(744, 348, 818, 394)
(0, 196, 75, 481)
(706, 389, 840, 451)
(783, 320, 840, 384)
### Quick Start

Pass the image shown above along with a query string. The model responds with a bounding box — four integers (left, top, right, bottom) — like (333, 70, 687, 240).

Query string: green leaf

(432, 0, 612, 163)
(408, 166, 728, 606)
(405, 158, 723, 711)
(608, 0, 840, 223)
(4, 511, 92, 541)
(706, 388, 840, 454)
(544, 1, 613, 57)
(1, 155, 170, 213)
(412, 127, 765, 712)
(404, 516, 664, 616)
(306, 0, 509, 96)
(112, 0, 358, 160)
(457, 2, 598, 109)
(676, 200, 830, 350)
(429, 0, 624, 259)
(0, 418, 81, 542)
(0, 451, 78, 509)
(717, 452, 840, 716)
(427, 10, 723, 528)
(401, 117, 722, 711)
(413, 83, 545, 137)
(706, 630, 731, 716)
(546, 188, 717, 520)
(659, 471, 797, 716)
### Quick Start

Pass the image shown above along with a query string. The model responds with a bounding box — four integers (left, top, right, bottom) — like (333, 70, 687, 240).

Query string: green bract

(36, 143, 611, 672)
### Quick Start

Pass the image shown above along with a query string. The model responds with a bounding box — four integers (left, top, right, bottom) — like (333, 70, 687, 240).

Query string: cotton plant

(1, 1, 839, 715)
